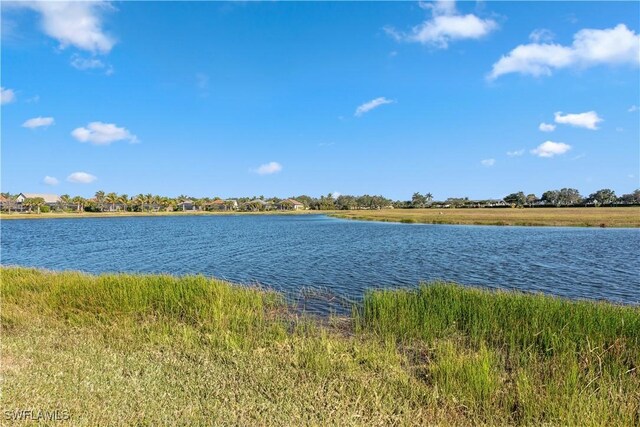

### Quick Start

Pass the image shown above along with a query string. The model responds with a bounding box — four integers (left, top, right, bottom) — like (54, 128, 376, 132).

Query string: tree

(541, 190, 559, 206)
(503, 191, 526, 207)
(94, 191, 105, 211)
(119, 194, 130, 212)
(411, 192, 432, 208)
(145, 194, 154, 212)
(59, 194, 71, 212)
(618, 189, 640, 205)
(587, 189, 616, 206)
(526, 194, 538, 207)
(105, 192, 118, 212)
(71, 196, 85, 212)
(134, 194, 145, 212)
(557, 188, 582, 206)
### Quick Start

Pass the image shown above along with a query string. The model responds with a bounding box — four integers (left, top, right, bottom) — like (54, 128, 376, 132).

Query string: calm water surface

(2, 215, 639, 312)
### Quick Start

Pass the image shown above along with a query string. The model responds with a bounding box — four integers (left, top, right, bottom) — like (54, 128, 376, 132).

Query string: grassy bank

(331, 207, 640, 227)
(2, 268, 639, 425)
(0, 210, 321, 220)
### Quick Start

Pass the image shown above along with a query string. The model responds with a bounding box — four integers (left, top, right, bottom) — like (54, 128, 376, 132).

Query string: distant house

(278, 198, 305, 210)
(207, 199, 238, 211)
(177, 200, 197, 211)
(242, 199, 271, 211)
(485, 199, 508, 208)
(16, 193, 61, 207)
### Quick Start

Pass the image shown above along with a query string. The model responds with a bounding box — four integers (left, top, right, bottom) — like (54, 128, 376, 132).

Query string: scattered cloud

(330, 191, 342, 198)
(385, 0, 498, 49)
(481, 158, 495, 167)
(355, 97, 395, 117)
(1, 87, 16, 105)
(616, 127, 624, 133)
(25, 95, 40, 104)
(629, 105, 639, 112)
(506, 149, 525, 157)
(70, 54, 113, 74)
(554, 111, 602, 130)
(22, 116, 55, 129)
(18, 1, 116, 54)
(572, 153, 586, 160)
(488, 24, 640, 80)
(629, 174, 636, 179)
(71, 54, 103, 69)
(253, 161, 282, 175)
(43, 176, 59, 186)
(538, 122, 556, 132)
(71, 122, 138, 145)
(529, 28, 555, 43)
(531, 141, 571, 158)
(67, 172, 97, 184)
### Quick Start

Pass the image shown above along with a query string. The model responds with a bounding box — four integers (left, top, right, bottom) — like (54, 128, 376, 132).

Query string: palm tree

(71, 196, 86, 212)
(134, 194, 145, 212)
(105, 192, 118, 212)
(119, 194, 129, 212)
(33, 197, 46, 214)
(144, 194, 154, 212)
(59, 194, 71, 212)
(94, 191, 105, 212)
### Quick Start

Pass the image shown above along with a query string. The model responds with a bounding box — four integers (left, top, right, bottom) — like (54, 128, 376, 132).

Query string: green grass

(2, 268, 639, 425)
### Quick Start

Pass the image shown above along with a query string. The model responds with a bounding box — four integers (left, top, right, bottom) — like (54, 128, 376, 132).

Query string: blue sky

(2, 1, 639, 200)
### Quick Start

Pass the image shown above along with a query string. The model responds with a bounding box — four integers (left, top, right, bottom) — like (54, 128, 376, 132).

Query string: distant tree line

(1, 188, 638, 213)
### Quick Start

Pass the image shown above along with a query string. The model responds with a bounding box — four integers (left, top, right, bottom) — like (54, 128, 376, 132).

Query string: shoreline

(3, 206, 638, 228)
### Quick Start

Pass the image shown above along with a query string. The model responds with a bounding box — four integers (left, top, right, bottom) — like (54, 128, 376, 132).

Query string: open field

(331, 207, 640, 228)
(2, 267, 638, 425)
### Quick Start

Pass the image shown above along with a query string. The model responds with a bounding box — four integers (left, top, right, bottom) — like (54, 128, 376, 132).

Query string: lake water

(2, 215, 639, 313)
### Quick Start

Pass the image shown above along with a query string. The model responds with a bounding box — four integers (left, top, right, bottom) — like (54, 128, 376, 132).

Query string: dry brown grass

(331, 207, 640, 228)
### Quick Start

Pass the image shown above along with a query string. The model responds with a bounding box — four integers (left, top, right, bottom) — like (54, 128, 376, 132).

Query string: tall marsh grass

(2, 267, 639, 425)
(357, 283, 640, 424)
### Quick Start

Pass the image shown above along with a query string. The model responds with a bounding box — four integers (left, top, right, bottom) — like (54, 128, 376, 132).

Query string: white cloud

(386, 0, 497, 49)
(19, 1, 115, 54)
(71, 55, 104, 70)
(530, 141, 571, 158)
(1, 87, 16, 105)
(43, 176, 59, 186)
(539, 122, 556, 132)
(71, 122, 138, 145)
(354, 97, 395, 117)
(529, 28, 555, 43)
(489, 24, 640, 80)
(481, 158, 495, 167)
(22, 116, 55, 129)
(554, 111, 602, 130)
(629, 105, 639, 112)
(67, 172, 97, 184)
(253, 162, 282, 175)
(506, 149, 524, 157)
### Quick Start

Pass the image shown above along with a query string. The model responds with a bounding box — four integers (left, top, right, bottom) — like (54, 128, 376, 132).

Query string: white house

(16, 193, 61, 206)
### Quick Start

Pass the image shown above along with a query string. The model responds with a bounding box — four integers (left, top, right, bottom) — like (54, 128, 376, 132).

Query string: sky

(1, 1, 639, 200)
